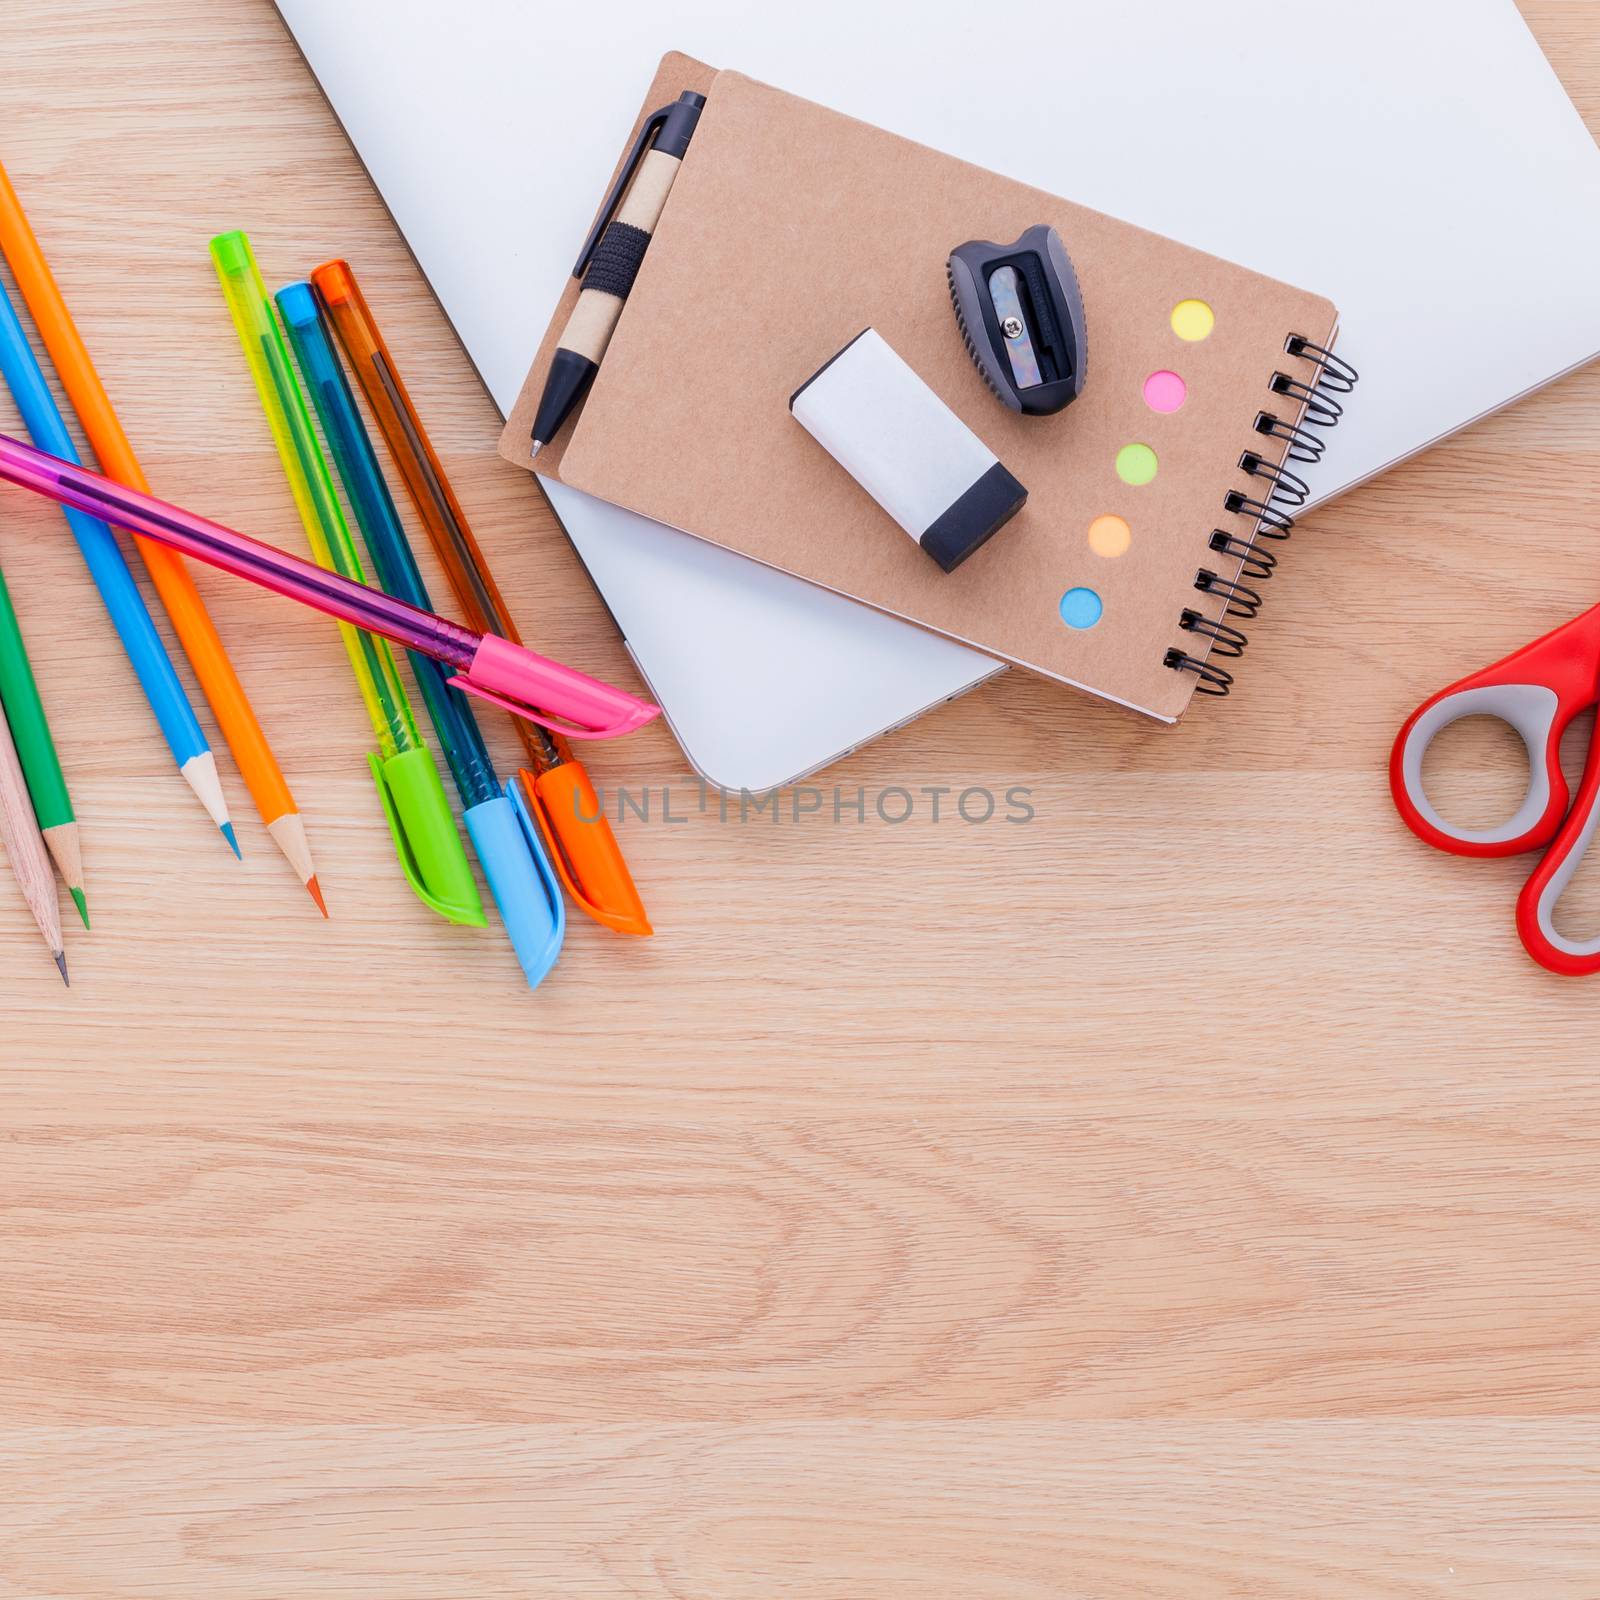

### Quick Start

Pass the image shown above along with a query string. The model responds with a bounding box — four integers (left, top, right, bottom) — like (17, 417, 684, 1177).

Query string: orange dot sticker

(1088, 514, 1131, 557)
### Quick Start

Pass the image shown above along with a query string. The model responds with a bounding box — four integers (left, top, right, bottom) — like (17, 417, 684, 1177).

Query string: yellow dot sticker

(1088, 514, 1131, 557)
(1171, 299, 1215, 342)
(1115, 443, 1158, 486)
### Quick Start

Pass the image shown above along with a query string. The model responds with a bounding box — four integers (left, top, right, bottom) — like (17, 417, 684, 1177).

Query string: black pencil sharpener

(947, 224, 1087, 415)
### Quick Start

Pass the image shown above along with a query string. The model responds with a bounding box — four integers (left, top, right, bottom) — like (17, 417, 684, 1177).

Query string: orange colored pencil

(0, 161, 324, 913)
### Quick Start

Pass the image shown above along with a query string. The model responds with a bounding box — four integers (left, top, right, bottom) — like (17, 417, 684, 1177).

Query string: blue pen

(0, 280, 237, 850)
(276, 280, 564, 987)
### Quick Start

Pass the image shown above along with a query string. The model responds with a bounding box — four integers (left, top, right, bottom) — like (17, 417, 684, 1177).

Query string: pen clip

(574, 105, 671, 277)
(445, 673, 649, 741)
(368, 750, 486, 926)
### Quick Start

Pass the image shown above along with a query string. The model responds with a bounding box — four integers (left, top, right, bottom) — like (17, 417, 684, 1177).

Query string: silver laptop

(275, 0, 1600, 785)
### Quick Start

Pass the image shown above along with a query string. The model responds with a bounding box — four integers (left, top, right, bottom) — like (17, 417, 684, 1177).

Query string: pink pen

(0, 435, 658, 741)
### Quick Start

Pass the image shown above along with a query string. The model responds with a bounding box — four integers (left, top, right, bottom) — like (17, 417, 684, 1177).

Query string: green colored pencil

(0, 564, 86, 927)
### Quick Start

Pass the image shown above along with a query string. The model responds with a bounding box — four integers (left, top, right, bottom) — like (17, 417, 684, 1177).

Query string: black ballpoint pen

(529, 89, 705, 458)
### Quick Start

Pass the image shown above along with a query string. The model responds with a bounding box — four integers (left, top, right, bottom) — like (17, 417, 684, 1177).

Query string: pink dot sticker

(1144, 370, 1187, 414)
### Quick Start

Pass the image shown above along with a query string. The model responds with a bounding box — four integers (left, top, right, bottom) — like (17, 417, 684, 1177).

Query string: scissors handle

(1390, 604, 1600, 858)
(1517, 722, 1600, 975)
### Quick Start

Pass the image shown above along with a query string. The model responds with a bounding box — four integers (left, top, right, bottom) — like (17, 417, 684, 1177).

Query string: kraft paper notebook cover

(501, 54, 1344, 721)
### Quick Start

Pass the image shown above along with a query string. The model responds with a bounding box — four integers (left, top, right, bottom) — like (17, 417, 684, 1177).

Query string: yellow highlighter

(210, 230, 484, 927)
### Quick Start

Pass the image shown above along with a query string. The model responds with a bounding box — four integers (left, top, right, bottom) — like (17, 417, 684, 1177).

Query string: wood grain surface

(0, 1, 1597, 1594)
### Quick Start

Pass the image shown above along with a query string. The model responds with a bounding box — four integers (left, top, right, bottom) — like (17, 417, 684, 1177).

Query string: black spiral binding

(1254, 410, 1325, 464)
(1194, 569, 1263, 618)
(1208, 530, 1276, 579)
(1164, 332, 1359, 698)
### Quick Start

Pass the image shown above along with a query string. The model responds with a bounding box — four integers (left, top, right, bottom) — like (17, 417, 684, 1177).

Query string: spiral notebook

(501, 57, 1352, 721)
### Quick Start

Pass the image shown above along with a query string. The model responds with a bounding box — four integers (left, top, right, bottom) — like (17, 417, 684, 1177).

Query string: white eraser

(790, 327, 1026, 572)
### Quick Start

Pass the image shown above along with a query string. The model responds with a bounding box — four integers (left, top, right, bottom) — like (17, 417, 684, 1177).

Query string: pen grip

(560, 148, 681, 367)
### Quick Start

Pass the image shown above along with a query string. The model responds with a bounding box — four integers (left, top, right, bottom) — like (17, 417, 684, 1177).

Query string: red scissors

(1391, 603, 1600, 976)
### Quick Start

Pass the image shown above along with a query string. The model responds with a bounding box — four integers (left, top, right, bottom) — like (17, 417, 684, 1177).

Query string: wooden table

(0, 1, 1597, 1593)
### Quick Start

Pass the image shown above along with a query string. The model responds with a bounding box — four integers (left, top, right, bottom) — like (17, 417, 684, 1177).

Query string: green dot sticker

(1115, 443, 1158, 486)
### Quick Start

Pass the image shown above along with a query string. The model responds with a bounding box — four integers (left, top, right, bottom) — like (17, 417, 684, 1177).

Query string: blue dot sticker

(1059, 587, 1103, 629)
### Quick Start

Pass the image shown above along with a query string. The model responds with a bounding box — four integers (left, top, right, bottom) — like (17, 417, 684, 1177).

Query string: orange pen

(0, 162, 323, 912)
(312, 258, 651, 936)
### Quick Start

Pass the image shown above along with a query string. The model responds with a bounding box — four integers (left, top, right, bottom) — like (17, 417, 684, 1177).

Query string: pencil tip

(220, 821, 242, 859)
(530, 440, 545, 461)
(306, 875, 329, 918)
(181, 750, 236, 835)
(70, 888, 89, 930)
(55, 950, 69, 987)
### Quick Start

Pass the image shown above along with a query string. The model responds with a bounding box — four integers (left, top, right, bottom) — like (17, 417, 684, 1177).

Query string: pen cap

(790, 327, 1027, 572)
(370, 746, 486, 926)
(522, 764, 652, 937)
(466, 789, 565, 990)
(275, 279, 321, 337)
(454, 633, 660, 740)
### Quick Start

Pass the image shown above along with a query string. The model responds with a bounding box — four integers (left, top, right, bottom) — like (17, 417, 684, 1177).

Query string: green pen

(209, 230, 483, 927)
(0, 561, 85, 926)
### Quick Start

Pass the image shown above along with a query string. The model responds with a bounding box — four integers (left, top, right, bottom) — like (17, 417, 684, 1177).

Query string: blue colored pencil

(0, 279, 236, 849)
